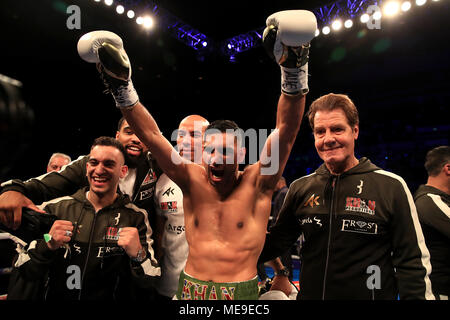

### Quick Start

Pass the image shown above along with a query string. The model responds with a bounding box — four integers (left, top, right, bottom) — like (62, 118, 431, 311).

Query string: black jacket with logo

(414, 184, 450, 296)
(259, 158, 434, 300)
(0, 152, 161, 228)
(12, 187, 161, 300)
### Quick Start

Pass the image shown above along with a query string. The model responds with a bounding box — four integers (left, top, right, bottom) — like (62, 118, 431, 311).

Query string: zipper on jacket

(322, 175, 338, 300)
(78, 209, 99, 300)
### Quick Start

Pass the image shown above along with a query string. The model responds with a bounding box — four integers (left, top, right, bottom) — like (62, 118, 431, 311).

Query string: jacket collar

(315, 157, 380, 177)
(71, 186, 131, 209)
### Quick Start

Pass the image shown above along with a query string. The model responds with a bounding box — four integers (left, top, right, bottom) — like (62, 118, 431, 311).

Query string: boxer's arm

(257, 10, 316, 191)
(257, 93, 304, 191)
(121, 103, 190, 189)
(77, 31, 190, 190)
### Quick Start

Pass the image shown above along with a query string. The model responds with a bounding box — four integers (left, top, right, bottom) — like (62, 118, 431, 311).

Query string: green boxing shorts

(176, 270, 259, 300)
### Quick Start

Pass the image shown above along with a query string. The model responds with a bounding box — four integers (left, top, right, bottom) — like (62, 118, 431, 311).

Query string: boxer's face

(86, 145, 128, 197)
(116, 120, 147, 159)
(203, 132, 244, 187)
(313, 108, 358, 172)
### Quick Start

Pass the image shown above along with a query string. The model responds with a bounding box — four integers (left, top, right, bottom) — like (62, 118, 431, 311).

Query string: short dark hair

(203, 120, 246, 150)
(204, 119, 241, 142)
(424, 146, 450, 177)
(205, 120, 240, 133)
(117, 117, 127, 132)
(307, 93, 359, 130)
(91, 136, 127, 163)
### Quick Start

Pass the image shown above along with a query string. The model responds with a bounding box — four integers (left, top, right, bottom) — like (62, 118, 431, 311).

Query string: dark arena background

(0, 0, 449, 308)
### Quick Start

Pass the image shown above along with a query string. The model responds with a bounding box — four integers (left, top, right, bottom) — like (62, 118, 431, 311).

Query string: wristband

(280, 64, 309, 96)
(113, 80, 139, 109)
(43, 233, 52, 243)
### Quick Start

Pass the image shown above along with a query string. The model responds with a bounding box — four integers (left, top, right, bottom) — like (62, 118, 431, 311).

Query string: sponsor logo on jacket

(167, 223, 185, 235)
(304, 194, 320, 208)
(139, 187, 154, 201)
(299, 216, 323, 227)
(345, 197, 376, 215)
(161, 201, 178, 213)
(162, 187, 175, 197)
(97, 245, 125, 258)
(142, 169, 157, 186)
(104, 227, 120, 241)
(341, 219, 378, 234)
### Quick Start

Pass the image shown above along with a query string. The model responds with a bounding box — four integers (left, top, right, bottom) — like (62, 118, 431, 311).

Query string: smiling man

(116, 117, 147, 167)
(9, 137, 160, 300)
(259, 93, 434, 300)
(86, 139, 129, 208)
(0, 118, 161, 299)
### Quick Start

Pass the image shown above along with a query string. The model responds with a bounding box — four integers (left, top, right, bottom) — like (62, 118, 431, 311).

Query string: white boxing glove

(263, 10, 317, 95)
(77, 30, 138, 108)
(77, 31, 124, 63)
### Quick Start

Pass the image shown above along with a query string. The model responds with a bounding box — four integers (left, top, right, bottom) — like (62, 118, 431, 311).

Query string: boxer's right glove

(263, 10, 317, 95)
(77, 31, 139, 109)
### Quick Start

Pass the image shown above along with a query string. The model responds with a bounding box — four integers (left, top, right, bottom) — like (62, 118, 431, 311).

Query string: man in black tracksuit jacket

(8, 137, 161, 300)
(259, 93, 434, 300)
(414, 146, 450, 299)
(13, 187, 161, 300)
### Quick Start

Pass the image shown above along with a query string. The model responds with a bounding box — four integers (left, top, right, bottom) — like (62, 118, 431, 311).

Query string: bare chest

(185, 186, 270, 239)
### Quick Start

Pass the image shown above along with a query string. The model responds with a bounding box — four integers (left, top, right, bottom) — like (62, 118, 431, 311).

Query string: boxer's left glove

(77, 30, 139, 109)
(263, 10, 317, 95)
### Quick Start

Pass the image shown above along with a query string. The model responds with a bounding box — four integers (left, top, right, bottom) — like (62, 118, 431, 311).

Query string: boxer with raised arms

(77, 10, 317, 300)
